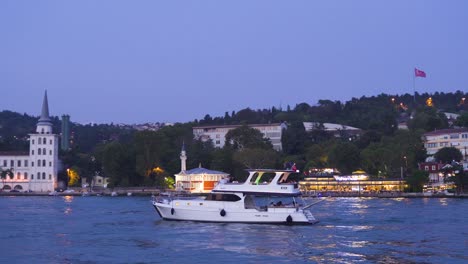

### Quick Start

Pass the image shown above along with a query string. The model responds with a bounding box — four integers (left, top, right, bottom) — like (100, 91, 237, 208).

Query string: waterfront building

(418, 162, 445, 184)
(193, 123, 287, 151)
(418, 161, 455, 192)
(0, 91, 60, 192)
(174, 144, 229, 193)
(299, 169, 407, 194)
(423, 128, 468, 156)
(303, 122, 363, 140)
(81, 174, 110, 189)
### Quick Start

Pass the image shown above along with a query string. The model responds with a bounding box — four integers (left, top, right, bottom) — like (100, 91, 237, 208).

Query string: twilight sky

(1, 1, 467, 124)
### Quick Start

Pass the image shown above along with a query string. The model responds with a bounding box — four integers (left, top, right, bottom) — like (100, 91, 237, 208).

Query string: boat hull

(152, 200, 318, 224)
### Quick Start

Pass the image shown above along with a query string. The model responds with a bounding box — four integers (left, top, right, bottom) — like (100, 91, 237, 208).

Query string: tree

(441, 162, 466, 194)
(94, 142, 137, 187)
(434, 147, 463, 164)
(408, 106, 448, 132)
(406, 170, 429, 192)
(67, 167, 81, 186)
(225, 125, 272, 150)
(454, 113, 468, 127)
(0, 168, 14, 189)
(232, 148, 279, 170)
(328, 142, 360, 174)
(281, 121, 308, 155)
(134, 131, 169, 178)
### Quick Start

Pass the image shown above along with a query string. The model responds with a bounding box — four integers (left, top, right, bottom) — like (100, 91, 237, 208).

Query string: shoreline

(0, 190, 467, 198)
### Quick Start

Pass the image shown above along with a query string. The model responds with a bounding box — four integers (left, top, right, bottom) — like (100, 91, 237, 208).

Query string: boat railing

(151, 191, 197, 204)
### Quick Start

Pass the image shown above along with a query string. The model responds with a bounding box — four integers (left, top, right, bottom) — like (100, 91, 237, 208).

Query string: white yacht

(152, 169, 319, 224)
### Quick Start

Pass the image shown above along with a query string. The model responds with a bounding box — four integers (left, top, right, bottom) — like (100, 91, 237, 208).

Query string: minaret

(36, 90, 53, 134)
(180, 142, 187, 173)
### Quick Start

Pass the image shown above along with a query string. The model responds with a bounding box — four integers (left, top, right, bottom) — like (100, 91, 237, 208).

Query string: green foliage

(134, 131, 169, 177)
(328, 142, 360, 174)
(405, 170, 429, 192)
(454, 113, 468, 127)
(233, 148, 279, 170)
(94, 141, 137, 187)
(360, 130, 425, 178)
(225, 125, 273, 150)
(2, 91, 467, 188)
(408, 106, 448, 132)
(434, 147, 463, 163)
(281, 121, 308, 155)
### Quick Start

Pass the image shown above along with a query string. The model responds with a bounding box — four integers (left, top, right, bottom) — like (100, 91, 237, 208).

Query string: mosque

(174, 144, 229, 193)
(0, 91, 60, 192)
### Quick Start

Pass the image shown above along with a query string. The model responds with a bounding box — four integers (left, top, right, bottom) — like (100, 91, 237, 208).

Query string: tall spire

(39, 90, 51, 122)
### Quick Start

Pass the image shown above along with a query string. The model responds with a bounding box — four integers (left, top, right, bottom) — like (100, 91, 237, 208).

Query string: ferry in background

(152, 169, 319, 224)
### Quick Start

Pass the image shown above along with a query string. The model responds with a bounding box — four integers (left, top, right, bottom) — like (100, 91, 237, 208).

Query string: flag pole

(413, 69, 416, 104)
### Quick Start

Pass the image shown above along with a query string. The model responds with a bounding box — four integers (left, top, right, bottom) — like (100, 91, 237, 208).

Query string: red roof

(424, 128, 468, 136)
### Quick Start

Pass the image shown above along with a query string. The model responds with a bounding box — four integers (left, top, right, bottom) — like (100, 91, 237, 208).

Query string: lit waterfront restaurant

(299, 170, 407, 194)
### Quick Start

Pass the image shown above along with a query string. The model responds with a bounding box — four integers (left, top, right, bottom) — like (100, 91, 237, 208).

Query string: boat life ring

(286, 215, 293, 223)
(220, 209, 226, 217)
(171, 208, 175, 215)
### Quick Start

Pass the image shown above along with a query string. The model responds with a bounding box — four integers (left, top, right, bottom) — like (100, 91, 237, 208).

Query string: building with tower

(174, 143, 229, 193)
(0, 91, 60, 192)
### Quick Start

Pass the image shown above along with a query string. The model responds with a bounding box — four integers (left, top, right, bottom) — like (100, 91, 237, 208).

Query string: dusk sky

(1, 1, 467, 124)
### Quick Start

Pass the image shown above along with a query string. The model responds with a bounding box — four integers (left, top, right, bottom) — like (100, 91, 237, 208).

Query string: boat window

(250, 172, 276, 185)
(205, 193, 241, 202)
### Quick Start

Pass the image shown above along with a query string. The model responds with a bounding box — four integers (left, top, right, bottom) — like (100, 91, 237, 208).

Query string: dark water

(0, 196, 466, 264)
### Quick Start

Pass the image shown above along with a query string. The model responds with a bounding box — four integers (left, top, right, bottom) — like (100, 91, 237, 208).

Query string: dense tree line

(1, 91, 467, 190)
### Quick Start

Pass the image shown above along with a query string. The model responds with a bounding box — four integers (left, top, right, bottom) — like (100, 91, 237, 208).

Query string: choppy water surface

(0, 196, 466, 264)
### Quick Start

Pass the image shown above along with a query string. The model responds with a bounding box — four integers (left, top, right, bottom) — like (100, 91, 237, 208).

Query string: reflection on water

(0, 196, 466, 263)
(62, 195, 74, 203)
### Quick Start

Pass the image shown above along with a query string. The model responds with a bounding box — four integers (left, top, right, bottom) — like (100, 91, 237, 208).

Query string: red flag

(415, 68, 426, 78)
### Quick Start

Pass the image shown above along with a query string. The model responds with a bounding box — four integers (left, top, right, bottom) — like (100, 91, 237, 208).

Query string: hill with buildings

(1, 91, 467, 190)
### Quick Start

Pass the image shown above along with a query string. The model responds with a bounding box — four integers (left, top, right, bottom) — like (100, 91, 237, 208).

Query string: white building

(303, 122, 362, 139)
(193, 123, 287, 151)
(174, 144, 229, 193)
(0, 91, 60, 192)
(423, 128, 468, 156)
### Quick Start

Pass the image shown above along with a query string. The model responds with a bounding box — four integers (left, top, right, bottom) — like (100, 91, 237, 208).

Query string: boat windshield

(249, 172, 276, 185)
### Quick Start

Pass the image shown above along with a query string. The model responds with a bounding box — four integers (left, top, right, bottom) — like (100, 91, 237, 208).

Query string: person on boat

(291, 163, 297, 171)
